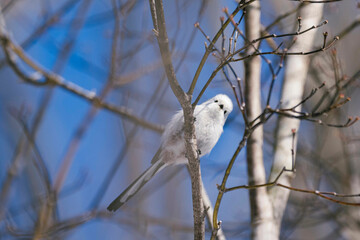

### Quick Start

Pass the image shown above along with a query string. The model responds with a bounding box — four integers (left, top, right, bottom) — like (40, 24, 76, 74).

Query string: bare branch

(0, 34, 163, 132)
(149, 0, 204, 238)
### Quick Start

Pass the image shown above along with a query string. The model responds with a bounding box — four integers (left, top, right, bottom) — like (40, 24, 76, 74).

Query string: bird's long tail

(107, 160, 166, 212)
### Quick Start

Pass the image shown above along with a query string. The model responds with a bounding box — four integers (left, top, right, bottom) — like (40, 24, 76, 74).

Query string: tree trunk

(244, 2, 277, 239)
(268, 1, 324, 236)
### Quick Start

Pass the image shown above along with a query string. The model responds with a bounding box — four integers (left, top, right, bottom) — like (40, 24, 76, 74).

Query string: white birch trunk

(268, 1, 324, 236)
(244, 2, 277, 239)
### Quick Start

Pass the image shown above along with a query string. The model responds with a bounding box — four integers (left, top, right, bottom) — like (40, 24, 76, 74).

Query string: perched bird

(107, 94, 233, 212)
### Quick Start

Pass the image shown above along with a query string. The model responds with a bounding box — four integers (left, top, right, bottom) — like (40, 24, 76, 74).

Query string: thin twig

(0, 35, 163, 132)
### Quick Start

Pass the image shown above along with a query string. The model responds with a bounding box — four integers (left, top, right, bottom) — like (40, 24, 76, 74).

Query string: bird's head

(203, 94, 233, 124)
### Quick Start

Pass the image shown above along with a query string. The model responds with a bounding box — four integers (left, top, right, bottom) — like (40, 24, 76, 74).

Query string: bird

(107, 94, 233, 212)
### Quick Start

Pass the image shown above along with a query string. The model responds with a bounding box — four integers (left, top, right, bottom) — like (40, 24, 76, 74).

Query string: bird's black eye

(214, 100, 218, 103)
(219, 104, 224, 109)
(224, 110, 227, 114)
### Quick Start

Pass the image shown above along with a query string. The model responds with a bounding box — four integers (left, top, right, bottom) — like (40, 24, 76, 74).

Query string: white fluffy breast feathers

(162, 94, 233, 141)
(160, 94, 233, 163)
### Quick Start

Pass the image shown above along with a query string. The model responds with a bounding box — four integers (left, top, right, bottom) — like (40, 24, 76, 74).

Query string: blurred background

(0, 0, 360, 239)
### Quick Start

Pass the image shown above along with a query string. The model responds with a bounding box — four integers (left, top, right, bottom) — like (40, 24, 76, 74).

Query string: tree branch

(0, 32, 163, 133)
(149, 0, 204, 238)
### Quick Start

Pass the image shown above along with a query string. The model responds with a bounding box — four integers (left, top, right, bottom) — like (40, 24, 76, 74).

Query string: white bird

(107, 94, 233, 212)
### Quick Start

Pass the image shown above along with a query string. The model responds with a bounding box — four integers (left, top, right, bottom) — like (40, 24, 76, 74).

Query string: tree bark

(268, 1, 324, 237)
(150, 0, 204, 239)
(244, 2, 277, 239)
